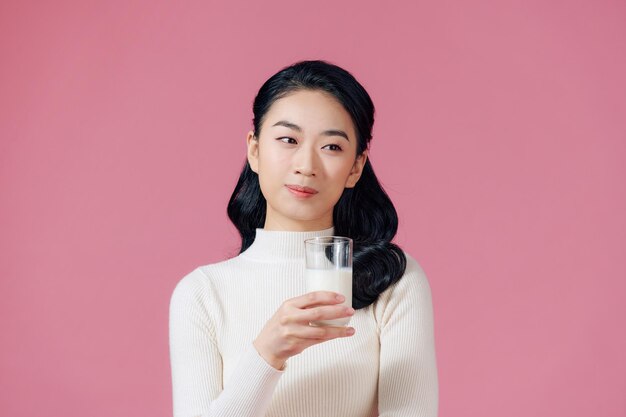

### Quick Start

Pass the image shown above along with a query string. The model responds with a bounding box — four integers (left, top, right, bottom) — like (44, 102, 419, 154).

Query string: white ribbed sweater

(169, 226, 438, 417)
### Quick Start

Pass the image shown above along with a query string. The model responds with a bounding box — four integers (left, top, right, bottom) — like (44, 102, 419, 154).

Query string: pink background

(1, 1, 624, 416)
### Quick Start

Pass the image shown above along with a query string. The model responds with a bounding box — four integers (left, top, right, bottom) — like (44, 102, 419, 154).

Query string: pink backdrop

(1, 1, 624, 416)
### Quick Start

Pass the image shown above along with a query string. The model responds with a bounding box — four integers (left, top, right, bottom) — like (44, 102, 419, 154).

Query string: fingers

(256, 292, 355, 366)
(290, 291, 346, 309)
(295, 323, 356, 340)
(280, 304, 356, 342)
(291, 304, 355, 326)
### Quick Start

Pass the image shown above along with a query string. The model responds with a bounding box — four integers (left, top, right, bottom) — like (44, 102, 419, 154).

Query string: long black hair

(227, 59, 406, 310)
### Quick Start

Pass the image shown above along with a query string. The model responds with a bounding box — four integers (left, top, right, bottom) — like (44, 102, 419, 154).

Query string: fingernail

(346, 328, 355, 335)
(336, 294, 345, 301)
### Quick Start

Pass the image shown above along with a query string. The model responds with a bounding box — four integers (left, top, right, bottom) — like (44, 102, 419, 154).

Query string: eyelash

(278, 137, 343, 152)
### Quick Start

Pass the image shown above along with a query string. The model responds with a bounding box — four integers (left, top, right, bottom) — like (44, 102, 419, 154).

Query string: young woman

(169, 60, 439, 417)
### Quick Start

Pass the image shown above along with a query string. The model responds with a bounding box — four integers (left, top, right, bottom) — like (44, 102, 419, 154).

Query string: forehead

(263, 90, 356, 137)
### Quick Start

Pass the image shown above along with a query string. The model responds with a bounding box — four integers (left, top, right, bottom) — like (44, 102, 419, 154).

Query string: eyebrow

(271, 120, 350, 142)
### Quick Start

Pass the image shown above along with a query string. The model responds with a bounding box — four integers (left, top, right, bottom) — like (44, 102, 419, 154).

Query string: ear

(345, 150, 368, 188)
(246, 130, 259, 173)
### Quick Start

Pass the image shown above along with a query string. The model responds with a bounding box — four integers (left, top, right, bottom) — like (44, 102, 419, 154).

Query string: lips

(285, 184, 318, 194)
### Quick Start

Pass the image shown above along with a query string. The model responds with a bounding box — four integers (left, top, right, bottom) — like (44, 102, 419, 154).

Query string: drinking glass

(304, 236, 353, 326)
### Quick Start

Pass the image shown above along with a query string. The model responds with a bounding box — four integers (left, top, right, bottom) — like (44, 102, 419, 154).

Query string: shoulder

(169, 256, 242, 306)
(373, 250, 434, 327)
(169, 267, 210, 310)
(383, 250, 431, 297)
(400, 251, 431, 291)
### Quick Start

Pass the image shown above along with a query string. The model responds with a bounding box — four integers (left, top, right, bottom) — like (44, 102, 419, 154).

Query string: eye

(278, 137, 297, 144)
(323, 144, 343, 152)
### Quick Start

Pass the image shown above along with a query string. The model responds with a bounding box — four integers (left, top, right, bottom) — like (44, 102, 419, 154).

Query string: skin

(246, 89, 368, 370)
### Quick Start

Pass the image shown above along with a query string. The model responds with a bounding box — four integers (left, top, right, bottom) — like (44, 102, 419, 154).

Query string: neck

(240, 225, 336, 261)
(262, 206, 333, 231)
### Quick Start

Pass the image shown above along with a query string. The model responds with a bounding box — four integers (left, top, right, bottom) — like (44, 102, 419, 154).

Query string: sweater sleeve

(376, 256, 439, 417)
(169, 268, 285, 417)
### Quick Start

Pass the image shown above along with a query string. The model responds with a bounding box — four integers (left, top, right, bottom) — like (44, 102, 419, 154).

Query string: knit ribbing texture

(169, 226, 438, 417)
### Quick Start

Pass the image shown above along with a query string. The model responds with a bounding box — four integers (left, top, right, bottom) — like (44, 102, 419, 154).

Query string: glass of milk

(304, 236, 353, 326)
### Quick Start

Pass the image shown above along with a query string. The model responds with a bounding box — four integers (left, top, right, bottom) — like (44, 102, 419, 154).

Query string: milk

(305, 268, 352, 326)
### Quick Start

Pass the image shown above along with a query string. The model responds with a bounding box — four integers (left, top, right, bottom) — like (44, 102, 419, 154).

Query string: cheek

(258, 144, 290, 171)
(257, 170, 280, 198)
(326, 159, 355, 185)
(257, 149, 285, 179)
(257, 162, 289, 202)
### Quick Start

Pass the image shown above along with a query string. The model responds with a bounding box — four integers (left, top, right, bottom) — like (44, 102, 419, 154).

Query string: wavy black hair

(227, 59, 406, 309)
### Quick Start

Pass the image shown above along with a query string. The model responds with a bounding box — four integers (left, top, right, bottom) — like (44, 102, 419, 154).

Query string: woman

(169, 60, 439, 417)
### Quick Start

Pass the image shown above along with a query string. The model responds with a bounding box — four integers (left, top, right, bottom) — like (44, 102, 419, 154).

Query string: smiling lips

(285, 184, 318, 197)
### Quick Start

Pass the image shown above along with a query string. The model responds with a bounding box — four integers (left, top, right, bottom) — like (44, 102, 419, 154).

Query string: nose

(293, 144, 318, 177)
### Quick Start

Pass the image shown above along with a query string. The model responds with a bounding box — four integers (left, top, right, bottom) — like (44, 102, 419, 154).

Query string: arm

(169, 268, 285, 417)
(377, 257, 439, 417)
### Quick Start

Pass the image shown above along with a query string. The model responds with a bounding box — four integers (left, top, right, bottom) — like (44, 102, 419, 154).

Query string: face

(246, 89, 368, 231)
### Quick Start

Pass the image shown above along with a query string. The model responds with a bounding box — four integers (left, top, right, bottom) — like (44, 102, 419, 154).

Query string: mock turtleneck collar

(240, 226, 336, 261)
